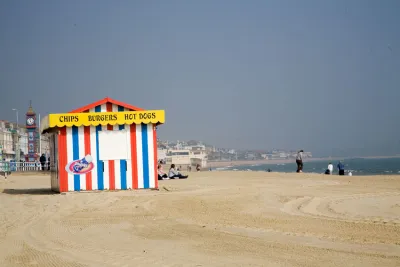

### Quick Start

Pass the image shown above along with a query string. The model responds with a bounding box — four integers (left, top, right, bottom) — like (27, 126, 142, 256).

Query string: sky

(1, 0, 399, 157)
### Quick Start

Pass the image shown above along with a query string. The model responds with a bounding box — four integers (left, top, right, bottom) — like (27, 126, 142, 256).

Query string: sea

(214, 157, 400, 176)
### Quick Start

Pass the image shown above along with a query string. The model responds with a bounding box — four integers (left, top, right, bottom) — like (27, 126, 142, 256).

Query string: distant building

(189, 145, 208, 167)
(155, 139, 312, 163)
(0, 102, 51, 162)
(166, 148, 208, 168)
(166, 149, 191, 166)
(279, 152, 287, 158)
(184, 144, 206, 151)
(0, 121, 32, 161)
(191, 158, 207, 168)
(228, 149, 236, 154)
(157, 148, 167, 163)
(0, 121, 16, 160)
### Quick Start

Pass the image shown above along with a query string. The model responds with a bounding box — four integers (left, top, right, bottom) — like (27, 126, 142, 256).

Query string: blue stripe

(118, 105, 127, 189)
(95, 105, 104, 190)
(141, 124, 150, 188)
(72, 126, 80, 191)
(120, 160, 127, 189)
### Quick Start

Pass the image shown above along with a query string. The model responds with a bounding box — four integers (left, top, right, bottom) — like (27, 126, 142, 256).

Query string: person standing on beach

(39, 154, 46, 171)
(328, 162, 333, 174)
(337, 161, 345, 175)
(296, 150, 304, 173)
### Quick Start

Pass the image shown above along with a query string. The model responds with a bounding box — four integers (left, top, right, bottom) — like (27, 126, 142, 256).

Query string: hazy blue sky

(1, 0, 399, 157)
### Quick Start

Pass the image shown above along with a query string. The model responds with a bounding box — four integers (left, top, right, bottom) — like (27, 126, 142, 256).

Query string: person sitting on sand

(158, 164, 169, 180)
(169, 164, 188, 179)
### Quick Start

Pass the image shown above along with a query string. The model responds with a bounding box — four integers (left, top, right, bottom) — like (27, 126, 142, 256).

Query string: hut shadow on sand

(2, 188, 56, 195)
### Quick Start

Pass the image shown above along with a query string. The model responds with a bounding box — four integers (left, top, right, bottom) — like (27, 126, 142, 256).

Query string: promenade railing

(1, 161, 50, 172)
(0, 161, 11, 178)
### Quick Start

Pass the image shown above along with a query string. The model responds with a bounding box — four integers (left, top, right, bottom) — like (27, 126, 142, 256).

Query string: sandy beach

(1, 172, 400, 267)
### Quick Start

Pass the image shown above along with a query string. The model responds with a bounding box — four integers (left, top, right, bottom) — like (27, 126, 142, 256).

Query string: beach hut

(40, 97, 165, 193)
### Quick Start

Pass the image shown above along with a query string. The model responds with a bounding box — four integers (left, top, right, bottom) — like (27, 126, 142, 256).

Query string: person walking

(296, 150, 304, 173)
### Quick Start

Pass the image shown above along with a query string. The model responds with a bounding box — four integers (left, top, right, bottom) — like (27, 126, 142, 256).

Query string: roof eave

(69, 97, 145, 113)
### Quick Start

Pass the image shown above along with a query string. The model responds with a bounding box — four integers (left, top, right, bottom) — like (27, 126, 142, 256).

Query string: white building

(0, 121, 15, 160)
(0, 120, 49, 161)
(228, 149, 236, 154)
(19, 128, 28, 156)
(190, 158, 207, 168)
(166, 149, 191, 166)
(39, 134, 50, 158)
(189, 145, 208, 168)
(157, 148, 167, 163)
(166, 147, 208, 168)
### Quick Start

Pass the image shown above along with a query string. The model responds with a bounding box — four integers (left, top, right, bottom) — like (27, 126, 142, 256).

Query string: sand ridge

(0, 172, 400, 266)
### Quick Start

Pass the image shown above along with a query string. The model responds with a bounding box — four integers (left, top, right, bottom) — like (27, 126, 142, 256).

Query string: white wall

(19, 133, 28, 155)
(98, 130, 130, 160)
(0, 129, 14, 160)
(157, 149, 167, 161)
(191, 158, 208, 168)
(166, 155, 191, 165)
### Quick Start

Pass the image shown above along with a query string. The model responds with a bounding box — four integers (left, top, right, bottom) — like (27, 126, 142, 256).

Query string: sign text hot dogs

(48, 110, 165, 128)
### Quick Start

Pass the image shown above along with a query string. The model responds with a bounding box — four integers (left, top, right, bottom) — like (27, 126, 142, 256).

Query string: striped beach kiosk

(40, 97, 165, 193)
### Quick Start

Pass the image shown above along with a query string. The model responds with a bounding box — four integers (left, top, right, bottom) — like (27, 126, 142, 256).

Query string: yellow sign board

(48, 110, 165, 128)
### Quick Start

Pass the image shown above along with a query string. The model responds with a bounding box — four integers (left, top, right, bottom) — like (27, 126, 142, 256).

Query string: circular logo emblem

(65, 160, 94, 175)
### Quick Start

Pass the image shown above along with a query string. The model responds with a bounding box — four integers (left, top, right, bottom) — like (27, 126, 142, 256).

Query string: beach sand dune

(1, 172, 400, 266)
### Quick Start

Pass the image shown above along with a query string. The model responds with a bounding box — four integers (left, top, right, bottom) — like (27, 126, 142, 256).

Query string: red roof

(69, 97, 145, 113)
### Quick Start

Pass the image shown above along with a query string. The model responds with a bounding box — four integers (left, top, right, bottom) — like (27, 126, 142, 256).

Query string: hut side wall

(56, 103, 158, 192)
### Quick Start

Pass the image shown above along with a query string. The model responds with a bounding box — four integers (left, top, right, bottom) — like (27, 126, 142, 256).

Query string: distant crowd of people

(156, 161, 205, 180)
(324, 161, 351, 176)
(296, 150, 352, 176)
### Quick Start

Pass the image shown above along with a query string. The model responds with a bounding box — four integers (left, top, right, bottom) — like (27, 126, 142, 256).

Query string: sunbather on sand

(168, 164, 188, 179)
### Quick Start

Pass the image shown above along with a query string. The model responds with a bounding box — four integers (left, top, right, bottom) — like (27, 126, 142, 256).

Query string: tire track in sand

(16, 192, 165, 267)
(281, 192, 400, 225)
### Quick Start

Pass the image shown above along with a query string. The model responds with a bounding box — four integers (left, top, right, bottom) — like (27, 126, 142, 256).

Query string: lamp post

(12, 108, 20, 162)
(38, 113, 41, 155)
(12, 108, 18, 126)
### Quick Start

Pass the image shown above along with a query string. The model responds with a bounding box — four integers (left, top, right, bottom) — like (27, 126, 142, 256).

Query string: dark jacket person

(39, 154, 46, 171)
